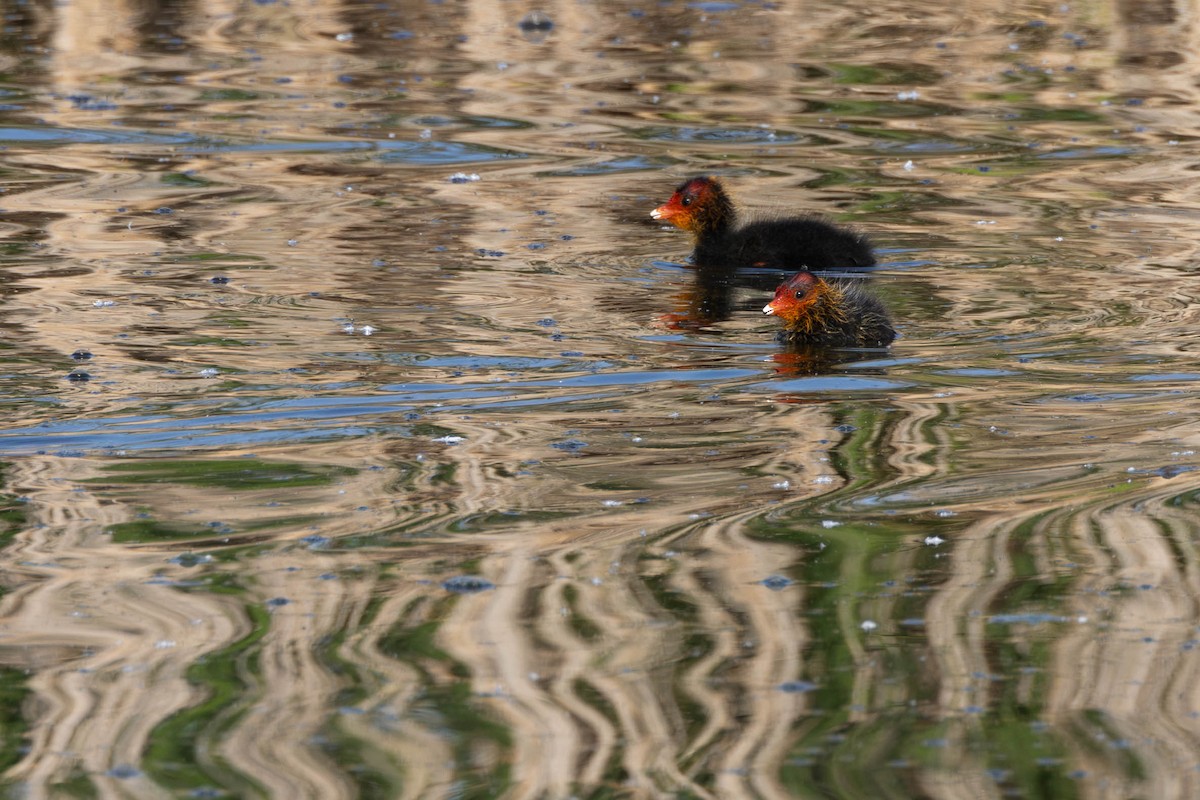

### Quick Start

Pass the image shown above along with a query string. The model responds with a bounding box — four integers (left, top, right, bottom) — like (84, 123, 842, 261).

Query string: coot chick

(650, 176, 875, 271)
(763, 271, 895, 347)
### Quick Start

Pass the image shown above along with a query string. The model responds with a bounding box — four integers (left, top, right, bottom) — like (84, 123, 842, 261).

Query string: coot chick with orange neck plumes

(650, 176, 875, 272)
(763, 271, 895, 348)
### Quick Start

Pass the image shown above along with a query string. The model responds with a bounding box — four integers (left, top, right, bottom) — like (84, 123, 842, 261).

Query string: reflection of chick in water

(659, 266, 739, 330)
(650, 175, 875, 272)
(767, 343, 877, 377)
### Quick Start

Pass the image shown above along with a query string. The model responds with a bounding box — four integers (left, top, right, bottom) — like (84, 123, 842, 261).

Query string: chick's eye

(681, 196, 692, 207)
(794, 290, 805, 299)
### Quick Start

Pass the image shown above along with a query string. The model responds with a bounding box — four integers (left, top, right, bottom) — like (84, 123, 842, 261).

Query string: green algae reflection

(87, 459, 358, 490)
(142, 603, 271, 798)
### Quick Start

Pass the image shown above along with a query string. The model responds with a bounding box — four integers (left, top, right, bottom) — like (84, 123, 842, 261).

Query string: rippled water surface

(3, 0, 1200, 797)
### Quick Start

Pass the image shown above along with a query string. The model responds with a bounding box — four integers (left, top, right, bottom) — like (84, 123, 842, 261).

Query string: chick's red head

(650, 177, 722, 233)
(763, 271, 822, 325)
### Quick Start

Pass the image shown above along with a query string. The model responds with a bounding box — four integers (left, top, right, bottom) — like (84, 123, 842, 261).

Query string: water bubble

(300, 535, 331, 550)
(518, 11, 554, 32)
(442, 575, 495, 594)
(169, 552, 212, 567)
(779, 680, 817, 693)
